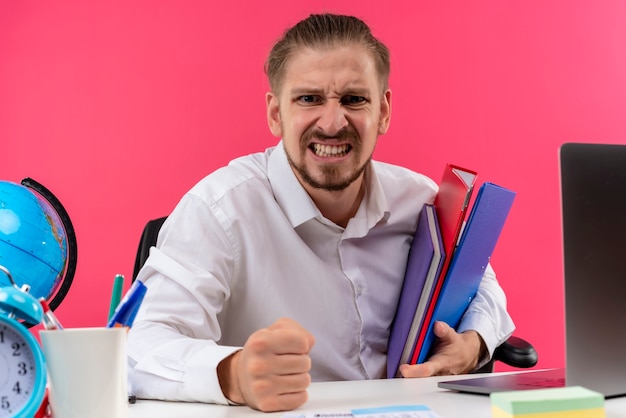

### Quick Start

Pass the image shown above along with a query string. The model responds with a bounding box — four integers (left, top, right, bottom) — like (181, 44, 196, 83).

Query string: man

(127, 13, 514, 412)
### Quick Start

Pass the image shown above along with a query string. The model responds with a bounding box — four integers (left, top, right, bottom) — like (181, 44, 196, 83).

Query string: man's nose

(316, 101, 349, 135)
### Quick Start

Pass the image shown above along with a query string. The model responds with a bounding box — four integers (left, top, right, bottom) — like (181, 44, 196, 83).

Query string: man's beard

(285, 127, 370, 192)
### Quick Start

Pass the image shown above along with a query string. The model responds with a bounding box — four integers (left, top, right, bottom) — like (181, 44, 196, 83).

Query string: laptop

(438, 142, 626, 398)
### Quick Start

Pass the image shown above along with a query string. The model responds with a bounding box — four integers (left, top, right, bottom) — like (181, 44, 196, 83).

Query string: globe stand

(20, 178, 78, 322)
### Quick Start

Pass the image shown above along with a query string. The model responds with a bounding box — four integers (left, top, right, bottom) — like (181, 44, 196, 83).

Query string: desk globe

(0, 178, 77, 322)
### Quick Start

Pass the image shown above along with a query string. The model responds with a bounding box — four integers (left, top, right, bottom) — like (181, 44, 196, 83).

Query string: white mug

(40, 327, 128, 418)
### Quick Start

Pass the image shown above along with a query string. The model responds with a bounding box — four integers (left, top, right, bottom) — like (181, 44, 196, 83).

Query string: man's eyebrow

(342, 87, 371, 97)
(289, 87, 324, 96)
(289, 87, 372, 96)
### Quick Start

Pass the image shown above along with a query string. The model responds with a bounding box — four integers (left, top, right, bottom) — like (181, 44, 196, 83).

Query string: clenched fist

(217, 317, 315, 412)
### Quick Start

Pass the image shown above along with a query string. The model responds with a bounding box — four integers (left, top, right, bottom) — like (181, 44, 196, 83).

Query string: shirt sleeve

(456, 263, 516, 368)
(127, 194, 240, 404)
(128, 317, 240, 403)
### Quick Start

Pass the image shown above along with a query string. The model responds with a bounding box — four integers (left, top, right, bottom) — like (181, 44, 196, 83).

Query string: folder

(387, 164, 476, 377)
(387, 204, 445, 378)
(417, 165, 478, 348)
(412, 182, 516, 364)
(436, 164, 478, 254)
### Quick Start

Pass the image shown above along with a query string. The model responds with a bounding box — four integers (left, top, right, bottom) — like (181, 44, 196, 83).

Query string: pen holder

(39, 327, 128, 418)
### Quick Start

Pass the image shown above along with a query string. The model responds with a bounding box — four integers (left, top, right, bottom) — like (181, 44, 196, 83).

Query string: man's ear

(266, 92, 282, 137)
(378, 89, 392, 135)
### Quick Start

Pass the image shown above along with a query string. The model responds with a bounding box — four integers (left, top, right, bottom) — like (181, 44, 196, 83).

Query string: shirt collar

(267, 141, 391, 231)
(342, 162, 390, 238)
(268, 141, 320, 228)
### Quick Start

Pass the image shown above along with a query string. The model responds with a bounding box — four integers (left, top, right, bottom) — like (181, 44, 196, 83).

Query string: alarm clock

(0, 265, 47, 418)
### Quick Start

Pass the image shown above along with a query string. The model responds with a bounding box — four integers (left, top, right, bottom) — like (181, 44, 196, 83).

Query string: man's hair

(265, 14, 390, 95)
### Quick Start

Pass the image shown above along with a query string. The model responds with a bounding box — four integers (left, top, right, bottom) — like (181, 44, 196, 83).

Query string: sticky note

(490, 386, 605, 418)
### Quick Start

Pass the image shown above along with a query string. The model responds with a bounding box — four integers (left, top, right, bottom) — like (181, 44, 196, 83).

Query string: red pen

(39, 298, 64, 330)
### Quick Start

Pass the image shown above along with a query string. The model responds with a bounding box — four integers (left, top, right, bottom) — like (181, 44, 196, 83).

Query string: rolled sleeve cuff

(185, 345, 242, 405)
(457, 311, 515, 370)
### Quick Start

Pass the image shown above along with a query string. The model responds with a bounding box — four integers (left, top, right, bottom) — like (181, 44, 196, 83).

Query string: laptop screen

(560, 142, 626, 397)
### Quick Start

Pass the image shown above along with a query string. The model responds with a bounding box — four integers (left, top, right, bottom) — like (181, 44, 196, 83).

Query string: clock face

(0, 320, 45, 418)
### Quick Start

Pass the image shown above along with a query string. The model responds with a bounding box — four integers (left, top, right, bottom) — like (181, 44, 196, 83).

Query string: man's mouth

(310, 143, 352, 158)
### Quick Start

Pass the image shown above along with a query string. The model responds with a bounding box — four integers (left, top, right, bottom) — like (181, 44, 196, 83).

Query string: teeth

(312, 144, 350, 157)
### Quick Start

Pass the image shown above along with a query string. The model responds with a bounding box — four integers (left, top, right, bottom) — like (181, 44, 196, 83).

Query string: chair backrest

(132, 216, 167, 282)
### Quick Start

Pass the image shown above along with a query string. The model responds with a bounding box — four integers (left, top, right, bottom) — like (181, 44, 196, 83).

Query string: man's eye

(341, 95, 367, 105)
(298, 95, 319, 104)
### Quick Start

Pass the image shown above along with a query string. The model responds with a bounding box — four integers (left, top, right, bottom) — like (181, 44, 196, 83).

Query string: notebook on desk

(439, 142, 626, 398)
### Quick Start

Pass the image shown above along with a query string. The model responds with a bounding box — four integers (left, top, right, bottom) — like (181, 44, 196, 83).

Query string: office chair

(132, 216, 167, 283)
(132, 216, 538, 373)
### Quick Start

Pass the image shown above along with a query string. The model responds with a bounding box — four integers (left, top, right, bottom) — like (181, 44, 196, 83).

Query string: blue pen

(106, 280, 147, 328)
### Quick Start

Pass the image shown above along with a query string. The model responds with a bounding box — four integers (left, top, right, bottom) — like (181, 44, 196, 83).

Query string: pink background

(2, 1, 626, 372)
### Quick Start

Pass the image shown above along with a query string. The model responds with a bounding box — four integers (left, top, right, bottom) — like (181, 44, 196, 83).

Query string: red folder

(409, 164, 477, 364)
(435, 164, 478, 253)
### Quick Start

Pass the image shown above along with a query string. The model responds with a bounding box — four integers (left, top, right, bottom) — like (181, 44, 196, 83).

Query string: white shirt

(127, 142, 515, 404)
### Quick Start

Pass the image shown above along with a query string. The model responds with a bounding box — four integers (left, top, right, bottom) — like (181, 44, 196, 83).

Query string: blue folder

(414, 182, 516, 364)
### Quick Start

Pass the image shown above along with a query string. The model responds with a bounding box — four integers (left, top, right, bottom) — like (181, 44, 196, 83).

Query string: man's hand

(217, 317, 315, 412)
(398, 321, 486, 378)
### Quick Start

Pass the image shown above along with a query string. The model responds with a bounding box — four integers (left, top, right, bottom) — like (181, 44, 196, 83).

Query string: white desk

(128, 373, 626, 417)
